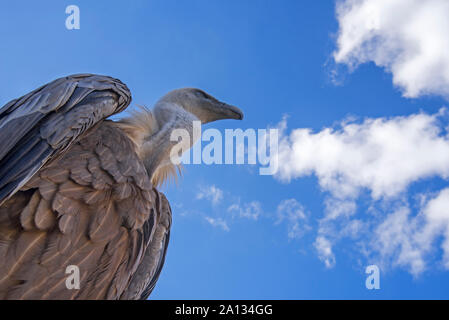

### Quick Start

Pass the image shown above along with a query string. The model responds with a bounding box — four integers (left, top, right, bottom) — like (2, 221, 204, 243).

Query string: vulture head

(154, 88, 243, 124)
(117, 88, 243, 186)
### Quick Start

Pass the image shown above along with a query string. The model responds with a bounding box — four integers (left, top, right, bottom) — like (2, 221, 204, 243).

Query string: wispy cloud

(196, 186, 263, 232)
(367, 188, 449, 275)
(196, 185, 224, 205)
(333, 0, 449, 99)
(228, 200, 262, 220)
(314, 236, 336, 269)
(276, 199, 309, 239)
(205, 217, 230, 232)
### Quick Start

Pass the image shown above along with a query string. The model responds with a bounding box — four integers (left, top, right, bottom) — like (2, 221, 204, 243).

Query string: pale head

(116, 87, 243, 187)
(154, 88, 243, 124)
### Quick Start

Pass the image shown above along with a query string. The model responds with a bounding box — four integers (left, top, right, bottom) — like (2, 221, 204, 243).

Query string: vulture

(0, 74, 243, 299)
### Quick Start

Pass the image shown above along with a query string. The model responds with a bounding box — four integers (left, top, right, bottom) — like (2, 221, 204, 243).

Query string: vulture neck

(116, 101, 200, 187)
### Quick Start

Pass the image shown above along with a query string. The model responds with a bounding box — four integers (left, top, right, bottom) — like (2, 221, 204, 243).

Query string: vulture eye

(194, 90, 209, 99)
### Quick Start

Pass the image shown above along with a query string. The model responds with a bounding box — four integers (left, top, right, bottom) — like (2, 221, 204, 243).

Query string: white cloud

(196, 185, 223, 205)
(277, 109, 449, 199)
(323, 198, 357, 221)
(314, 236, 336, 268)
(228, 201, 262, 220)
(422, 188, 449, 268)
(370, 206, 426, 275)
(365, 189, 449, 275)
(276, 199, 309, 239)
(326, 0, 449, 274)
(275, 110, 449, 273)
(334, 0, 449, 99)
(205, 217, 230, 232)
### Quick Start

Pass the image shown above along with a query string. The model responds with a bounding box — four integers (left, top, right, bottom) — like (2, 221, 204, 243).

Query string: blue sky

(2, 0, 449, 299)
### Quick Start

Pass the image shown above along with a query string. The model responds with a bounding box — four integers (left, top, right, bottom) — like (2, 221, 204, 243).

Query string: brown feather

(0, 231, 46, 284)
(38, 179, 57, 201)
(41, 167, 69, 184)
(34, 198, 55, 230)
(20, 191, 40, 231)
(0, 117, 170, 300)
(70, 161, 93, 186)
(88, 201, 119, 242)
(58, 180, 88, 200)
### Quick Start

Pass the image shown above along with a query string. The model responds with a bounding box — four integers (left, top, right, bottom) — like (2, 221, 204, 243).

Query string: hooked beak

(214, 102, 244, 121)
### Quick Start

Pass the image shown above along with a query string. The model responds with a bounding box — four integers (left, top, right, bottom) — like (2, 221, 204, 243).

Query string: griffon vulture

(0, 74, 243, 299)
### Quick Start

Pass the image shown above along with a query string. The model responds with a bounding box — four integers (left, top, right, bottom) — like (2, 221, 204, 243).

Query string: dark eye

(194, 90, 209, 99)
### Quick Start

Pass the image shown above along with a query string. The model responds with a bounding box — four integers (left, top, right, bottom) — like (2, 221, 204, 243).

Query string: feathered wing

(0, 73, 131, 205)
(0, 74, 172, 299)
(120, 191, 172, 300)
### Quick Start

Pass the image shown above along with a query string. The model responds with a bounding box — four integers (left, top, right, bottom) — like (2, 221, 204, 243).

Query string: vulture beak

(213, 102, 244, 121)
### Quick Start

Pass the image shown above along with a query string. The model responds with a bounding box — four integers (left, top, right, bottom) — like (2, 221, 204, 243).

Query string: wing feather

(0, 74, 131, 205)
(120, 192, 172, 300)
(0, 74, 172, 300)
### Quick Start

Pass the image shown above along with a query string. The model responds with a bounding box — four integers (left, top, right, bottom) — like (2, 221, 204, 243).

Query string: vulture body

(0, 74, 242, 299)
